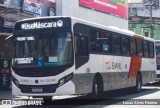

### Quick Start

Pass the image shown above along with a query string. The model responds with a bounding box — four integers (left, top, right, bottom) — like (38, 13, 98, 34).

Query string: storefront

(0, 16, 12, 90)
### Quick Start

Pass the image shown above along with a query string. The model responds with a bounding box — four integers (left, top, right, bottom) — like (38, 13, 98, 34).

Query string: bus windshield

(13, 31, 73, 67)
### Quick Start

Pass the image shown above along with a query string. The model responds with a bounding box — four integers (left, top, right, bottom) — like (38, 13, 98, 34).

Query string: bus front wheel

(92, 75, 103, 99)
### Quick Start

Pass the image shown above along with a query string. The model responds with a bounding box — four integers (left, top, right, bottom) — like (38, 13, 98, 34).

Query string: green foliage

(109, 0, 128, 5)
(109, 0, 119, 4)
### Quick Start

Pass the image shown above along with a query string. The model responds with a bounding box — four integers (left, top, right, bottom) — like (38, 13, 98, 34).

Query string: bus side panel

(71, 73, 94, 95)
(71, 57, 156, 95)
(141, 58, 156, 84)
(101, 56, 135, 91)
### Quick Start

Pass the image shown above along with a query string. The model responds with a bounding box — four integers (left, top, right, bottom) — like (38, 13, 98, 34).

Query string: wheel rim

(137, 75, 141, 92)
(138, 80, 141, 91)
(95, 83, 98, 96)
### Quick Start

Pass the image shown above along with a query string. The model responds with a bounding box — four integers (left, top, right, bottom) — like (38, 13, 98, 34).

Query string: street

(0, 81, 160, 108)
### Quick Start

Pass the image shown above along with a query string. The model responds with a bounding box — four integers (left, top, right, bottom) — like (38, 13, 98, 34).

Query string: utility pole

(145, 0, 159, 38)
(149, 0, 153, 38)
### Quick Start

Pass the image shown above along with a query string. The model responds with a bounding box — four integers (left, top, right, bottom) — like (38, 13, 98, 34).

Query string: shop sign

(23, 0, 42, 15)
(4, 20, 15, 27)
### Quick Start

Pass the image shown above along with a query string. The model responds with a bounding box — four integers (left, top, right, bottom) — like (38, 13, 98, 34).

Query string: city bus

(11, 16, 156, 100)
(155, 40, 160, 81)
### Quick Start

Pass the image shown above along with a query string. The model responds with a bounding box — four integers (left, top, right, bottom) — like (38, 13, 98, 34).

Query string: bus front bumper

(12, 80, 76, 97)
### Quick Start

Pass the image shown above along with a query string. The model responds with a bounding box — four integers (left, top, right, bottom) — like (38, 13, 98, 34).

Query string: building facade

(56, 0, 128, 29)
(129, 0, 160, 40)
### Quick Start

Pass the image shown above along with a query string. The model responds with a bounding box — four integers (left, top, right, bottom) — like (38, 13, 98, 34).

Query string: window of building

(142, 28, 150, 38)
(128, 28, 135, 32)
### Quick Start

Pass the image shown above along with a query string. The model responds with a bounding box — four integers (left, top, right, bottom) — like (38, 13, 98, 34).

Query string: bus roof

(155, 40, 160, 42)
(134, 34, 154, 41)
(16, 16, 154, 41)
(70, 17, 135, 36)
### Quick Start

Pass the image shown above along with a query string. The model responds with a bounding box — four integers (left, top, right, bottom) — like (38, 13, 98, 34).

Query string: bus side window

(90, 30, 102, 52)
(75, 34, 89, 69)
(112, 34, 121, 55)
(101, 32, 111, 53)
(143, 41, 149, 57)
(76, 36, 88, 56)
(130, 38, 136, 56)
(137, 39, 143, 57)
(149, 42, 154, 58)
(122, 37, 130, 56)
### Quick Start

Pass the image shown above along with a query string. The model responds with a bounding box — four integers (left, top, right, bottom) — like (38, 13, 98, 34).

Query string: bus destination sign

(21, 20, 63, 30)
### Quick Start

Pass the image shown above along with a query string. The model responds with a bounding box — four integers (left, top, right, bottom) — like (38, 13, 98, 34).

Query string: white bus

(12, 16, 156, 100)
(155, 40, 160, 81)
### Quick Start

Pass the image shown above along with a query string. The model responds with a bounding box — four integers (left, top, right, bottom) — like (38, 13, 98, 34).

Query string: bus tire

(92, 74, 103, 99)
(135, 73, 142, 93)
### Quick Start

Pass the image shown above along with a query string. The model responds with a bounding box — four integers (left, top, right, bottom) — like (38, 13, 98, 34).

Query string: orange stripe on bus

(134, 35, 144, 39)
(128, 57, 142, 79)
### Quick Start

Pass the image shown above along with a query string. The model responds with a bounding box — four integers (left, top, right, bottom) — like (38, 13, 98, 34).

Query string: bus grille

(19, 84, 58, 93)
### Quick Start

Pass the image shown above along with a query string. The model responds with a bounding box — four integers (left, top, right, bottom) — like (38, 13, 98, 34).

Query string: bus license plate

(32, 88, 43, 92)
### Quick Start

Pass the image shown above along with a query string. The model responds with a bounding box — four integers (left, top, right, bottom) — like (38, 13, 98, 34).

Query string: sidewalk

(0, 90, 30, 100)
(0, 90, 14, 100)
(0, 90, 75, 100)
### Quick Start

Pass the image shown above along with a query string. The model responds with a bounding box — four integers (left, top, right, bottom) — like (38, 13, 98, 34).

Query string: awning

(0, 32, 12, 36)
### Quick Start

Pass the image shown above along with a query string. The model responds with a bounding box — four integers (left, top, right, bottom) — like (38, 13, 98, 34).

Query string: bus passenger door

(75, 34, 89, 70)
(74, 34, 91, 94)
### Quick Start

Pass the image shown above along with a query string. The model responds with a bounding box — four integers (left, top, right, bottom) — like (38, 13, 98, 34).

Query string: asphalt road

(0, 81, 160, 108)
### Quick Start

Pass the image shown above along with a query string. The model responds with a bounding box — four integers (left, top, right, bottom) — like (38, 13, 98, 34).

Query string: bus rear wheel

(135, 73, 142, 93)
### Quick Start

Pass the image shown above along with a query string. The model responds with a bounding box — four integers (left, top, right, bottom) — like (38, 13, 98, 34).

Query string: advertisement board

(4, 20, 15, 28)
(23, 0, 42, 15)
(0, 0, 22, 9)
(22, 0, 56, 16)
(0, 57, 11, 90)
(79, 0, 128, 19)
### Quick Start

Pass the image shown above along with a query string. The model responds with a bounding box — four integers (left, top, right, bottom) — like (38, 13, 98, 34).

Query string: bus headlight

(66, 73, 73, 81)
(58, 73, 73, 86)
(12, 77, 19, 87)
(59, 78, 65, 86)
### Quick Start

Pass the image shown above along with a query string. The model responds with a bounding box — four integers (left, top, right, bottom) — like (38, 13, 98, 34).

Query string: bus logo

(106, 62, 122, 70)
